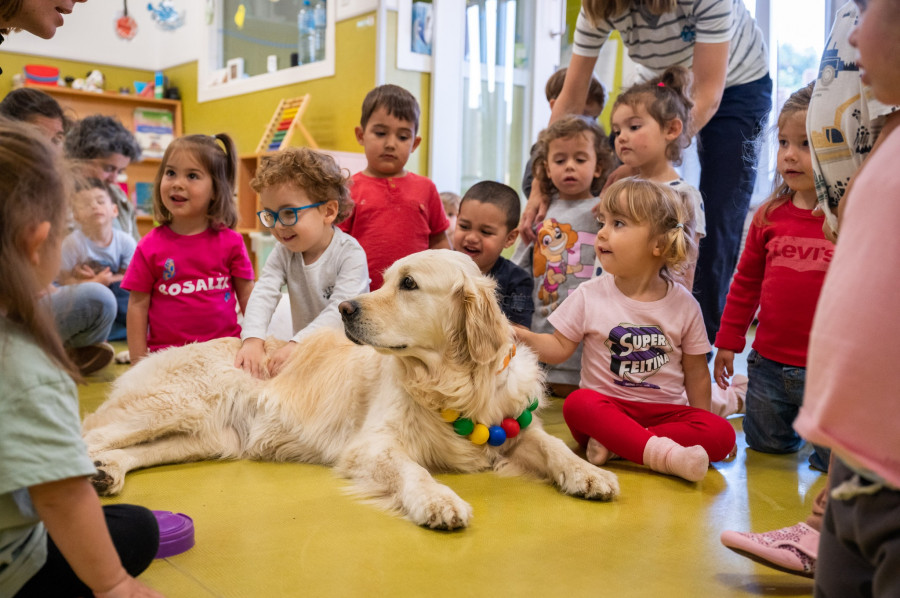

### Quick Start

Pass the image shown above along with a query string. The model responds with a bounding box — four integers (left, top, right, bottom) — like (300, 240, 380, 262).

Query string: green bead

(516, 409, 533, 429)
(453, 418, 474, 436)
(528, 398, 539, 412)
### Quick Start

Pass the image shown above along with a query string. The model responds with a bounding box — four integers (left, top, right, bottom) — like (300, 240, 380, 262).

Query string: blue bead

(487, 426, 507, 446)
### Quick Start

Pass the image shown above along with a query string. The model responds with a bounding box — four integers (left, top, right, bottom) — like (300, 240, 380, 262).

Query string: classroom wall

(1, 9, 431, 174)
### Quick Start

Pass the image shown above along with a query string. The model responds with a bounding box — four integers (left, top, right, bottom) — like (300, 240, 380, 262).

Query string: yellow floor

(80, 362, 822, 598)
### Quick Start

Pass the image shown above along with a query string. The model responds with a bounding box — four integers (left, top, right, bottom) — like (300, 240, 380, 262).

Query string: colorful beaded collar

(440, 397, 539, 447)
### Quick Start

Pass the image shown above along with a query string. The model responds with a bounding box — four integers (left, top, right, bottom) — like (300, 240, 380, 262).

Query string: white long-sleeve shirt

(240, 228, 369, 345)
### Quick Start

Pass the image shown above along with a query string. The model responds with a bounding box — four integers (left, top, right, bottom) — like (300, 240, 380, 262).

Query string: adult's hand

(519, 185, 551, 244)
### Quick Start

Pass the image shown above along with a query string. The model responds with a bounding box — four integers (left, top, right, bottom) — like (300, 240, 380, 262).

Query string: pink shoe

(720, 522, 818, 577)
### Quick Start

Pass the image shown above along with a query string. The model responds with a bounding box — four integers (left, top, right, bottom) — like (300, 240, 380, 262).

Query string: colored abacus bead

(440, 409, 459, 422)
(453, 417, 474, 436)
(487, 426, 507, 446)
(528, 397, 539, 412)
(516, 409, 533, 429)
(500, 418, 520, 438)
(470, 424, 490, 445)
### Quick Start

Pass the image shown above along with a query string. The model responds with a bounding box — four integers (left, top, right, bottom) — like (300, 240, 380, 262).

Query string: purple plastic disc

(152, 510, 195, 558)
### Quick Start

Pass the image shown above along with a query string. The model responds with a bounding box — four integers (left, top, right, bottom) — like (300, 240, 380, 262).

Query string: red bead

(501, 418, 520, 438)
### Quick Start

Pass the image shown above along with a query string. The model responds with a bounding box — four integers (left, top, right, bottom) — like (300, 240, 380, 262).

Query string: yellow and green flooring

(80, 358, 822, 597)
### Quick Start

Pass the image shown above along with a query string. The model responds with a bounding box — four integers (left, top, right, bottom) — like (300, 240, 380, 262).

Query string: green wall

(1, 10, 433, 175)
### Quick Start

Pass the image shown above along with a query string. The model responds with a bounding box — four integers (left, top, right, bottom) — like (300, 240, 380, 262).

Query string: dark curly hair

(533, 115, 615, 198)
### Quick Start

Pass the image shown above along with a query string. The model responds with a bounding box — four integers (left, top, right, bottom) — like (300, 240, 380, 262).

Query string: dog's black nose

(339, 301, 358, 321)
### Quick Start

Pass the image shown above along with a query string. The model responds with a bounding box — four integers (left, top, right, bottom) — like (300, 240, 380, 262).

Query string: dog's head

(339, 250, 510, 367)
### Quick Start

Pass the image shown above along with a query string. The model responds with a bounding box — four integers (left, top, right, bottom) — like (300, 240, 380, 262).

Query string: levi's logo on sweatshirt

(769, 236, 834, 272)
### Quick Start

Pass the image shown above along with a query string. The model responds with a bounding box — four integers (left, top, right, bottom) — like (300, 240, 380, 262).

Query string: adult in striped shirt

(521, 0, 771, 347)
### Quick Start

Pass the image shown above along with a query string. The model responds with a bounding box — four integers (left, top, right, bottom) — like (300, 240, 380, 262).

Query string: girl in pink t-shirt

(516, 178, 734, 482)
(122, 134, 255, 362)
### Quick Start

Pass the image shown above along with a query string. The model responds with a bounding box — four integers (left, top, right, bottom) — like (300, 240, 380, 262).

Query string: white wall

(2, 2, 204, 70)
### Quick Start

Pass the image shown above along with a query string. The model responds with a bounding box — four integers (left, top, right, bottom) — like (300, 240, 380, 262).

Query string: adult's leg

(694, 75, 773, 344)
(45, 282, 116, 348)
(14, 504, 159, 598)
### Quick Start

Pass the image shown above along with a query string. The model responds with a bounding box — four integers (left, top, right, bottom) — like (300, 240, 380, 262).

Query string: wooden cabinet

(25, 84, 183, 237)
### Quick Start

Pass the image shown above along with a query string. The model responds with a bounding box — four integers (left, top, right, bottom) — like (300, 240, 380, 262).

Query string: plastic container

(152, 510, 195, 558)
(313, 0, 327, 62)
(297, 1, 315, 65)
(24, 64, 60, 86)
(250, 231, 278, 275)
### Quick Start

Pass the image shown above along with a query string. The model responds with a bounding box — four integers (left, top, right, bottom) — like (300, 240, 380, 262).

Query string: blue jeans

(108, 281, 130, 341)
(694, 74, 773, 344)
(744, 349, 831, 470)
(45, 282, 116, 347)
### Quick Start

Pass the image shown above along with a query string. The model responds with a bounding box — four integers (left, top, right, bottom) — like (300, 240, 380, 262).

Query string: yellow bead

(470, 424, 490, 445)
(440, 409, 459, 422)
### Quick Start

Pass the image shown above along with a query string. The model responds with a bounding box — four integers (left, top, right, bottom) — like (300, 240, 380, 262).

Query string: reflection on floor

(80, 358, 822, 598)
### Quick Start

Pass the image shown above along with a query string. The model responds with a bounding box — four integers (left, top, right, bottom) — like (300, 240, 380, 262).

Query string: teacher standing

(521, 0, 771, 345)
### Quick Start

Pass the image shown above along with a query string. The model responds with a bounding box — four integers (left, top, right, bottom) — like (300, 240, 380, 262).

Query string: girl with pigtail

(516, 178, 735, 483)
(609, 65, 705, 289)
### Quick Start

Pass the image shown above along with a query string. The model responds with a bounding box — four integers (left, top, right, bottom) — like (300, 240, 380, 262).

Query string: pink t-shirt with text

(549, 275, 710, 404)
(122, 225, 254, 351)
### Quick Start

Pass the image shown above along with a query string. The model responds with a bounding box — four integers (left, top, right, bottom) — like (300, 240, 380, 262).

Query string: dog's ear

(455, 272, 508, 365)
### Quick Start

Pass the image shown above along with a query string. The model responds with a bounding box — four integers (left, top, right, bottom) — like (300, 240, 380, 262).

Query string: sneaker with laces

(68, 342, 115, 376)
(720, 522, 818, 577)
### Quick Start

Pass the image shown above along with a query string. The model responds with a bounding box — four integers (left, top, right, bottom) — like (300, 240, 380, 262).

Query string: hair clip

(657, 82, 666, 87)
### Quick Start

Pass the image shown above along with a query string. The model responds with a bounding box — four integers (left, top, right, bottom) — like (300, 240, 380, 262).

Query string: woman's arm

(30, 477, 162, 597)
(549, 53, 600, 125)
(688, 41, 730, 136)
(683, 352, 712, 411)
(126, 291, 150, 363)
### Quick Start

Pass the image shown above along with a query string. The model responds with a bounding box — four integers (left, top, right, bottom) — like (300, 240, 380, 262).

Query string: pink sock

(642, 435, 709, 482)
(586, 437, 618, 465)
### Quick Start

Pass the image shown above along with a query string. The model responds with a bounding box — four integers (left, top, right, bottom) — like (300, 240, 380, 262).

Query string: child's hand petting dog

(234, 337, 269, 379)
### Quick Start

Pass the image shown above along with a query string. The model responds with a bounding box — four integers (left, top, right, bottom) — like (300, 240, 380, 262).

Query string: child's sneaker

(68, 342, 115, 376)
(115, 350, 131, 364)
(720, 522, 818, 577)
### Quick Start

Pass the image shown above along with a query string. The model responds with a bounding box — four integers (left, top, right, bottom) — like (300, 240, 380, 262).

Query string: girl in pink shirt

(122, 134, 255, 362)
(516, 178, 734, 482)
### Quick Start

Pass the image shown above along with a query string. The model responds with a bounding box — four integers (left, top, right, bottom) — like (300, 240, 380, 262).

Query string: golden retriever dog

(83, 250, 618, 529)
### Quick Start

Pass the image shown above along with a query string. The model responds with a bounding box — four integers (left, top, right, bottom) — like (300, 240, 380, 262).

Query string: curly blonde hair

(598, 177, 697, 284)
(250, 148, 354, 224)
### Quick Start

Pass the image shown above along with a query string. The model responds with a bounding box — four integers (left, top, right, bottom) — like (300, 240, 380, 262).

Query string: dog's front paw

(405, 484, 473, 530)
(557, 461, 619, 501)
(90, 457, 126, 496)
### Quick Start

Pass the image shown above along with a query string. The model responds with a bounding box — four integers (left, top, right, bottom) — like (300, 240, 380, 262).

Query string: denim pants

(694, 74, 773, 344)
(743, 349, 830, 470)
(45, 282, 116, 347)
(108, 281, 130, 341)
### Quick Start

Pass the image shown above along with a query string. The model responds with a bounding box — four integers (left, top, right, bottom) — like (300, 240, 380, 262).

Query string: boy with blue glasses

(234, 147, 369, 378)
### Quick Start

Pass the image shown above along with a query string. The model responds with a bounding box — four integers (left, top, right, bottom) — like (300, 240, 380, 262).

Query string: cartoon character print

(533, 218, 584, 316)
(606, 324, 673, 389)
(163, 258, 176, 280)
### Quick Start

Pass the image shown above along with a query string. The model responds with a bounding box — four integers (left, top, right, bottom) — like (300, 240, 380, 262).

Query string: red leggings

(563, 389, 736, 463)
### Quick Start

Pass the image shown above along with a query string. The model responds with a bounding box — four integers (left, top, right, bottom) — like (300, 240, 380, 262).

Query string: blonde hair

(754, 82, 815, 226)
(533, 115, 616, 198)
(250, 147, 354, 225)
(0, 119, 79, 379)
(598, 177, 697, 283)
(582, 0, 676, 24)
(152, 133, 239, 229)
(613, 66, 694, 165)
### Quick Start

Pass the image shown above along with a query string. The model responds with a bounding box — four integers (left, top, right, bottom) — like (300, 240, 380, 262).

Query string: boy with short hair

(339, 84, 450, 290)
(453, 181, 533, 328)
(522, 67, 606, 197)
(58, 178, 136, 342)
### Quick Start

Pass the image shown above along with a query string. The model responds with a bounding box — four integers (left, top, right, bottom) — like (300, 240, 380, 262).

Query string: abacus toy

(255, 95, 319, 154)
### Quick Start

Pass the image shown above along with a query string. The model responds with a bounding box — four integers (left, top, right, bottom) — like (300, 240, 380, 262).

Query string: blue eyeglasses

(257, 203, 325, 228)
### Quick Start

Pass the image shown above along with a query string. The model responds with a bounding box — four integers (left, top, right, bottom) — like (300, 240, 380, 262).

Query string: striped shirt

(573, 0, 768, 88)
